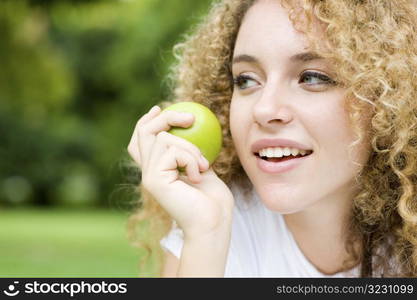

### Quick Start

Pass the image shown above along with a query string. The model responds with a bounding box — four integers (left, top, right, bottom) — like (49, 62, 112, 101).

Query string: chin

(253, 182, 308, 214)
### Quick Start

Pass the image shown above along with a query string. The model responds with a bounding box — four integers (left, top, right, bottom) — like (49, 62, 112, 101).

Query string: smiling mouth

(254, 150, 313, 163)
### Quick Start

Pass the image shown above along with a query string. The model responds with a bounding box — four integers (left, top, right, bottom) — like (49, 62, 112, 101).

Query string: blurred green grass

(0, 208, 146, 277)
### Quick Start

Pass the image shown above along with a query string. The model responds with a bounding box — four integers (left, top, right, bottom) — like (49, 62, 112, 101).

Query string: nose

(252, 82, 293, 128)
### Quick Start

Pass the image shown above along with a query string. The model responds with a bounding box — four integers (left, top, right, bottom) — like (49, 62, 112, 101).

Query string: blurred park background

(0, 0, 212, 277)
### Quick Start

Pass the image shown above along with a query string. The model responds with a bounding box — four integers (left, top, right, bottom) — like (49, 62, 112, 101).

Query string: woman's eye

(233, 75, 258, 90)
(299, 71, 336, 86)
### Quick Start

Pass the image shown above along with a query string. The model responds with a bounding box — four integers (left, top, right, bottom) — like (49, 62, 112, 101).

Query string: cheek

(229, 97, 245, 141)
(311, 100, 354, 146)
(229, 101, 238, 139)
(312, 101, 370, 169)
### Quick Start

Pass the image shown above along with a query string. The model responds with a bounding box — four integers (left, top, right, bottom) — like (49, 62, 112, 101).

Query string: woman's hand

(127, 105, 234, 239)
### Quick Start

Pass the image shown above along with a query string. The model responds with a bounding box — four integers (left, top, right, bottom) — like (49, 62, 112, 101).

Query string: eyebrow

(232, 51, 324, 65)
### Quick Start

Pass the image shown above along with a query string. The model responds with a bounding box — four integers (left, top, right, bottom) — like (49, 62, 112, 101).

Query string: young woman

(127, 0, 417, 277)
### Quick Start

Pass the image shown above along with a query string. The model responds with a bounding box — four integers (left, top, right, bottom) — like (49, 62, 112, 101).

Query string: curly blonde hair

(127, 0, 417, 277)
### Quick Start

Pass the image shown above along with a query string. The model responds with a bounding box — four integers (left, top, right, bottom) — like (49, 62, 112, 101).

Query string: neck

(283, 184, 361, 275)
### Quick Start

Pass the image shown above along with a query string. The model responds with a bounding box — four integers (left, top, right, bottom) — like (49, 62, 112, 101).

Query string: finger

(127, 132, 142, 167)
(141, 110, 194, 136)
(137, 105, 161, 127)
(137, 110, 195, 166)
(127, 105, 161, 166)
(151, 131, 209, 172)
(156, 146, 203, 184)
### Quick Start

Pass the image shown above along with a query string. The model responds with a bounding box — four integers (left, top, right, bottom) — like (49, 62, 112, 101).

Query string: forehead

(234, 0, 320, 57)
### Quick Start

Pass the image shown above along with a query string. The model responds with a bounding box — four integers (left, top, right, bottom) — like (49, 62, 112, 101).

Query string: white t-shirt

(160, 183, 360, 277)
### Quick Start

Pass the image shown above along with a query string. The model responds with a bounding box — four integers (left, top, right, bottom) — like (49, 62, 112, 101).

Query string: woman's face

(229, 0, 371, 214)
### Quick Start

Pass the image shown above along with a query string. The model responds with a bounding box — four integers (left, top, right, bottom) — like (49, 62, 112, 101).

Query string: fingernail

(200, 155, 209, 166)
(151, 105, 160, 112)
(180, 112, 193, 118)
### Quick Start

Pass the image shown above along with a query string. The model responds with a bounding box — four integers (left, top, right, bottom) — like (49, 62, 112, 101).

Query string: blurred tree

(0, 0, 212, 208)
(0, 1, 75, 206)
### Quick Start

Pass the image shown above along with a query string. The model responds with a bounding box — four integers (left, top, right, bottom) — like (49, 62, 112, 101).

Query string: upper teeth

(258, 147, 311, 158)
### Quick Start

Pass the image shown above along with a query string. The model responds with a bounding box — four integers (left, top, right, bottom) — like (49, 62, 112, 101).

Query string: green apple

(163, 102, 222, 165)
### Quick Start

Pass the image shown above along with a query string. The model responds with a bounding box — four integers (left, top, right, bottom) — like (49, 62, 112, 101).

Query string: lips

(255, 153, 311, 162)
(254, 150, 313, 174)
(250, 138, 314, 174)
(251, 138, 313, 154)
